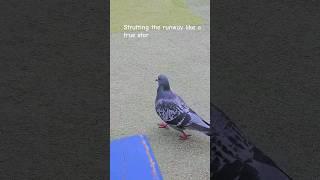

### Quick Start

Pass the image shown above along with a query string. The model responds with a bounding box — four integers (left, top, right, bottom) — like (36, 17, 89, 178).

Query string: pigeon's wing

(155, 96, 198, 129)
(176, 95, 210, 126)
(155, 98, 186, 123)
(156, 94, 211, 135)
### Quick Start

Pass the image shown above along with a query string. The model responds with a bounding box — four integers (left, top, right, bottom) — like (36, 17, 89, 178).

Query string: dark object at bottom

(210, 103, 292, 180)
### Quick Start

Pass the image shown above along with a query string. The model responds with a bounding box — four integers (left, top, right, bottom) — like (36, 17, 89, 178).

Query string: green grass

(111, 0, 203, 32)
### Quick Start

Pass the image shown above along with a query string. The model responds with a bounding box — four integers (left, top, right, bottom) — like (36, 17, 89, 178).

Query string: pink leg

(179, 131, 191, 140)
(158, 122, 168, 128)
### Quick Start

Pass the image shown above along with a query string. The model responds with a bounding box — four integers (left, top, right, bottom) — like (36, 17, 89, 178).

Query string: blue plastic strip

(110, 134, 163, 180)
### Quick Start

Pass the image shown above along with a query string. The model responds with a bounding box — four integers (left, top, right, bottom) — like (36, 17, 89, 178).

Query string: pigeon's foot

(158, 122, 168, 129)
(179, 132, 191, 140)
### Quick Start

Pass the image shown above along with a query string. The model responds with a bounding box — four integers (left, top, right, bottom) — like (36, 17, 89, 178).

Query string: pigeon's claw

(179, 132, 191, 140)
(158, 122, 168, 128)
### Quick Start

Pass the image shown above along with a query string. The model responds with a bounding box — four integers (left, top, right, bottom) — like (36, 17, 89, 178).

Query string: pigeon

(154, 74, 211, 140)
(210, 103, 292, 180)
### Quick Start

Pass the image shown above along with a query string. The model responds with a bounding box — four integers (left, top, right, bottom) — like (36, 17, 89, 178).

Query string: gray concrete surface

(110, 1, 210, 179)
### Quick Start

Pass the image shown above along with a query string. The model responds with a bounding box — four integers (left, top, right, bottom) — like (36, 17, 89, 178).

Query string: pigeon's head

(156, 74, 170, 91)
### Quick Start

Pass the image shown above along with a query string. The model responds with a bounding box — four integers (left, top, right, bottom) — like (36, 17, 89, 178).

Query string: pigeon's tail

(205, 130, 213, 136)
(187, 112, 211, 134)
(188, 121, 212, 136)
(202, 119, 210, 126)
(200, 119, 213, 136)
